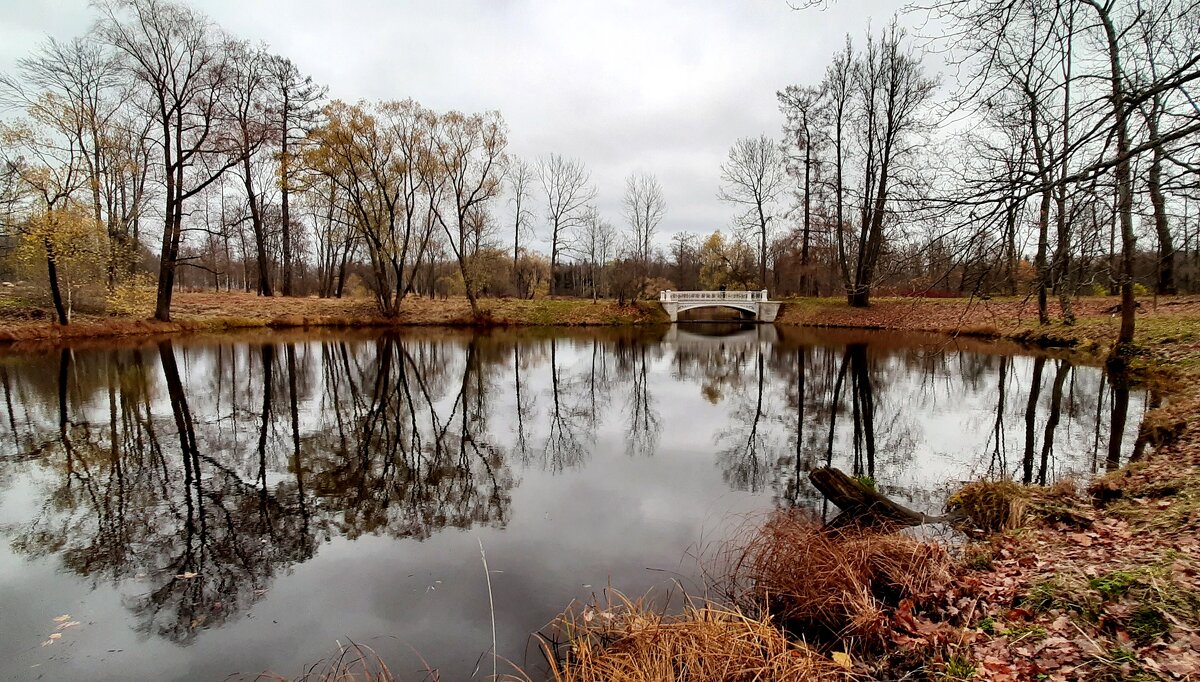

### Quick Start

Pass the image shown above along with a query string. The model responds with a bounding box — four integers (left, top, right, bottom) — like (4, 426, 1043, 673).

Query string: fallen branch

(809, 467, 964, 528)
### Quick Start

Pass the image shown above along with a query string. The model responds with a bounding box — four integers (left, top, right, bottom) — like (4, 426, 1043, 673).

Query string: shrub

(105, 274, 157, 317)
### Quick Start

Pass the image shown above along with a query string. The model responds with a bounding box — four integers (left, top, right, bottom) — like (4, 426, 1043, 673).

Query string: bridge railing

(659, 290, 768, 303)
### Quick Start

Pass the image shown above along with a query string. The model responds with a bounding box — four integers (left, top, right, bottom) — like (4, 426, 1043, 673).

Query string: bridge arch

(658, 290, 780, 323)
(674, 302, 758, 321)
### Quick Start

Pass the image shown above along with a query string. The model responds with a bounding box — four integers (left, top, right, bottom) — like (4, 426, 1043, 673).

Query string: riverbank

(924, 311, 1200, 681)
(4, 289, 1200, 348)
(0, 291, 670, 346)
(536, 304, 1200, 680)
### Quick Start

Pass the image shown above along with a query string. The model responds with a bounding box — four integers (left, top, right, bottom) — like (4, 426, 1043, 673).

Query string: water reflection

(0, 325, 1147, 679)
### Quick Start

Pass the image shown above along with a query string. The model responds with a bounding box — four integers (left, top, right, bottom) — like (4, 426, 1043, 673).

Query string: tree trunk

(243, 154, 273, 297)
(1086, 1, 1137, 346)
(280, 89, 294, 297)
(810, 467, 960, 528)
(1005, 196, 1019, 295)
(550, 228, 558, 297)
(154, 117, 176, 322)
(801, 142, 812, 296)
(45, 241, 69, 325)
(1035, 184, 1052, 325)
(1147, 111, 1176, 295)
(758, 201, 768, 289)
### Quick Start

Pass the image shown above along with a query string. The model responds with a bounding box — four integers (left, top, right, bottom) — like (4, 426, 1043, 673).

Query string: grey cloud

(0, 0, 912, 248)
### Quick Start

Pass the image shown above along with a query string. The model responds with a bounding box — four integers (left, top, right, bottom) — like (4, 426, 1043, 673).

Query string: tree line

(768, 1, 1200, 346)
(0, 0, 676, 323)
(1, 0, 1198, 343)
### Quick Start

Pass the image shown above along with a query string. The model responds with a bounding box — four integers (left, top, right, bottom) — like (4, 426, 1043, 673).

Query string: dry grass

(944, 480, 1030, 535)
(723, 511, 950, 649)
(540, 590, 848, 681)
(246, 641, 400, 682)
(946, 478, 1099, 537)
(0, 292, 670, 346)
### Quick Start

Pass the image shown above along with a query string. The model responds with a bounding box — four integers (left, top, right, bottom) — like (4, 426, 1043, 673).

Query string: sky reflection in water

(0, 325, 1148, 680)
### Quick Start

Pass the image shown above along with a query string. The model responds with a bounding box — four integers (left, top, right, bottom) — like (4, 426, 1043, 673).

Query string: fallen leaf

(832, 651, 853, 669)
(52, 615, 70, 623)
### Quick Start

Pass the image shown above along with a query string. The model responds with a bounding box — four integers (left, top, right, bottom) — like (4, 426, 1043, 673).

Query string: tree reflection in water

(0, 326, 1147, 652)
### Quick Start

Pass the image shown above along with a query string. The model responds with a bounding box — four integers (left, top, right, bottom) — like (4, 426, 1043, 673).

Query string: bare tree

(307, 99, 431, 315)
(0, 121, 87, 323)
(622, 171, 667, 270)
(224, 39, 275, 297)
(845, 21, 937, 307)
(97, 0, 241, 321)
(430, 110, 508, 316)
(538, 154, 595, 296)
(778, 85, 823, 295)
(821, 38, 855, 296)
(670, 231, 699, 290)
(718, 135, 787, 289)
(267, 55, 327, 296)
(572, 205, 616, 301)
(1, 36, 150, 287)
(507, 158, 536, 292)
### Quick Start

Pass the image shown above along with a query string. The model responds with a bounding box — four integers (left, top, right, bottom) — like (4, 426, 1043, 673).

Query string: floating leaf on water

(52, 615, 70, 623)
(48, 633, 62, 641)
(56, 621, 81, 630)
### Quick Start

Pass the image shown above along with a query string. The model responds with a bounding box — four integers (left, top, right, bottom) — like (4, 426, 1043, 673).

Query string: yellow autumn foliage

(12, 204, 109, 317)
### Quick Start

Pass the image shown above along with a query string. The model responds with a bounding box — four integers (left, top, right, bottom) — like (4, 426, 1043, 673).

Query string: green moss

(852, 474, 877, 491)
(939, 655, 977, 681)
(1128, 606, 1169, 644)
(1089, 570, 1141, 599)
(1025, 576, 1100, 620)
(1001, 623, 1047, 642)
(964, 546, 994, 571)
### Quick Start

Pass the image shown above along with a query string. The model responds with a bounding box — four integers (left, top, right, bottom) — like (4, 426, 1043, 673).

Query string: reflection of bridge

(658, 290, 781, 322)
(663, 323, 779, 347)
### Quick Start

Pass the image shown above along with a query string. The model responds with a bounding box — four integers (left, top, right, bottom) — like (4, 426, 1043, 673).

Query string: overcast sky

(0, 0, 917, 248)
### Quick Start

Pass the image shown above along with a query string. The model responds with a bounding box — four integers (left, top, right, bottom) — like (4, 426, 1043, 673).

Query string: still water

(0, 324, 1146, 680)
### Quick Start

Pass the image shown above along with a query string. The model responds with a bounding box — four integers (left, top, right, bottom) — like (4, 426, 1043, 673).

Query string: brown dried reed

(247, 641, 401, 682)
(724, 510, 950, 648)
(945, 480, 1030, 534)
(541, 590, 847, 681)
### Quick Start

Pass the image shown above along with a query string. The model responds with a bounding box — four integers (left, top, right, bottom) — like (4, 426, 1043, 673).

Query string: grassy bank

(4, 288, 1200, 350)
(0, 290, 669, 346)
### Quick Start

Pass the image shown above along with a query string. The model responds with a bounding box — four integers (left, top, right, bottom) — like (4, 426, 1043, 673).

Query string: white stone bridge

(658, 290, 781, 322)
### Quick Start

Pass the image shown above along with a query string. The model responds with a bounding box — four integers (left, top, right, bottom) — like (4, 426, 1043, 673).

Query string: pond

(0, 324, 1148, 681)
